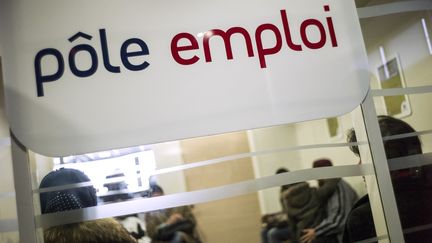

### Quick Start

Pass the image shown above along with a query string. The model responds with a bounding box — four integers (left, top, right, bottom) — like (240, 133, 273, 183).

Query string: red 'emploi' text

(171, 5, 338, 68)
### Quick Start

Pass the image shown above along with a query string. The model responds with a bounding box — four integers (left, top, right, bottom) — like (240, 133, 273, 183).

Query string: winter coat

(314, 180, 358, 243)
(343, 164, 432, 242)
(145, 206, 201, 243)
(283, 179, 339, 243)
(117, 214, 151, 243)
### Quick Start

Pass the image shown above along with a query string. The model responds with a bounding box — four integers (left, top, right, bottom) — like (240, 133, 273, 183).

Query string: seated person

(117, 213, 150, 243)
(261, 168, 291, 243)
(300, 159, 358, 243)
(284, 176, 339, 243)
(39, 168, 137, 243)
(44, 218, 138, 243)
(343, 116, 432, 242)
(39, 168, 97, 214)
(145, 184, 201, 243)
(99, 171, 150, 242)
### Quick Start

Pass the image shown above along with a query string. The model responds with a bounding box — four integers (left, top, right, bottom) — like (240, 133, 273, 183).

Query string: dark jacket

(343, 165, 432, 242)
(342, 195, 376, 243)
(145, 205, 200, 243)
(283, 179, 339, 243)
(314, 180, 358, 242)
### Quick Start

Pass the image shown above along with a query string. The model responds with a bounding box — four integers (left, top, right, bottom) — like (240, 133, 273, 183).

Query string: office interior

(1, 0, 432, 242)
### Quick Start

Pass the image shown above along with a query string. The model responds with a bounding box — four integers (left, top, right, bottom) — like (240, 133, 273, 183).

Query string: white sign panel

(1, 0, 369, 156)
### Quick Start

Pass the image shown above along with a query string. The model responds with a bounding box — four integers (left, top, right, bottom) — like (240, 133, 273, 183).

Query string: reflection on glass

(381, 117, 432, 241)
(52, 147, 156, 199)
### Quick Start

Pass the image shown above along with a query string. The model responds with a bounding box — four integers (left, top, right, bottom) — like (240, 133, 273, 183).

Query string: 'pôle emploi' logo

(35, 5, 338, 97)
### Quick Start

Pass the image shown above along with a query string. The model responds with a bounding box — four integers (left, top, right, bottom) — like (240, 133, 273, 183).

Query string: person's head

(312, 159, 333, 168)
(377, 115, 422, 158)
(347, 128, 360, 157)
(347, 115, 422, 159)
(149, 184, 164, 197)
(347, 116, 423, 183)
(276, 167, 289, 174)
(276, 167, 291, 190)
(43, 218, 137, 243)
(313, 159, 333, 186)
(39, 168, 97, 214)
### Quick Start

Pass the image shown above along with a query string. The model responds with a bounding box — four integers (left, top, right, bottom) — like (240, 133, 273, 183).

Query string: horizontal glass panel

(38, 176, 379, 243)
(29, 107, 388, 243)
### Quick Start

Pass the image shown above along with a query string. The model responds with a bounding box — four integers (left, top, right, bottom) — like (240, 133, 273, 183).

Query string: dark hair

(347, 115, 422, 159)
(347, 116, 425, 183)
(377, 115, 422, 158)
(39, 168, 97, 214)
(312, 159, 333, 168)
(276, 167, 296, 191)
(347, 128, 359, 157)
(150, 184, 164, 196)
(276, 167, 289, 174)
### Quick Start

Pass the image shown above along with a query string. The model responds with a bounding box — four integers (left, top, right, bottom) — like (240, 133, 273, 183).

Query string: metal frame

(11, 132, 38, 243)
(361, 91, 404, 241)
(10, 2, 432, 242)
(9, 94, 407, 243)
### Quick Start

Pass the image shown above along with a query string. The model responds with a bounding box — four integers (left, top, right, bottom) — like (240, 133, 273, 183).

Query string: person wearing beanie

(39, 168, 137, 243)
(39, 168, 97, 214)
(300, 159, 358, 243)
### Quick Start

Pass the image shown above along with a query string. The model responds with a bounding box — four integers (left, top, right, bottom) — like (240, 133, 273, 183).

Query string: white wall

(250, 110, 368, 215)
(0, 4, 4, 58)
(294, 112, 367, 196)
(364, 11, 432, 152)
(360, 10, 432, 239)
(0, 54, 19, 242)
(0, 145, 18, 243)
(248, 125, 301, 214)
(252, 10, 432, 218)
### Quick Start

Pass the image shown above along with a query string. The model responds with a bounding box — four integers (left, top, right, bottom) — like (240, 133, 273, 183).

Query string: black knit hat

(39, 168, 97, 214)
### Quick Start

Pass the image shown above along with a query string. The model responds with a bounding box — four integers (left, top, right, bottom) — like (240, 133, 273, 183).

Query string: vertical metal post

(361, 91, 404, 242)
(10, 132, 38, 243)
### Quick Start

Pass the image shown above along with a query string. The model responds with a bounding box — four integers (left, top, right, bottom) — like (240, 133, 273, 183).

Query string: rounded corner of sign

(9, 128, 57, 157)
(354, 70, 372, 105)
(360, 85, 371, 103)
(349, 86, 371, 114)
(9, 128, 23, 146)
(328, 85, 371, 119)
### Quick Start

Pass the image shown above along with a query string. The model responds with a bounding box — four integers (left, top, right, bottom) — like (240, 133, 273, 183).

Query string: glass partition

(0, 58, 19, 243)
(27, 106, 386, 243)
(360, 2, 432, 241)
(2, 1, 432, 242)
